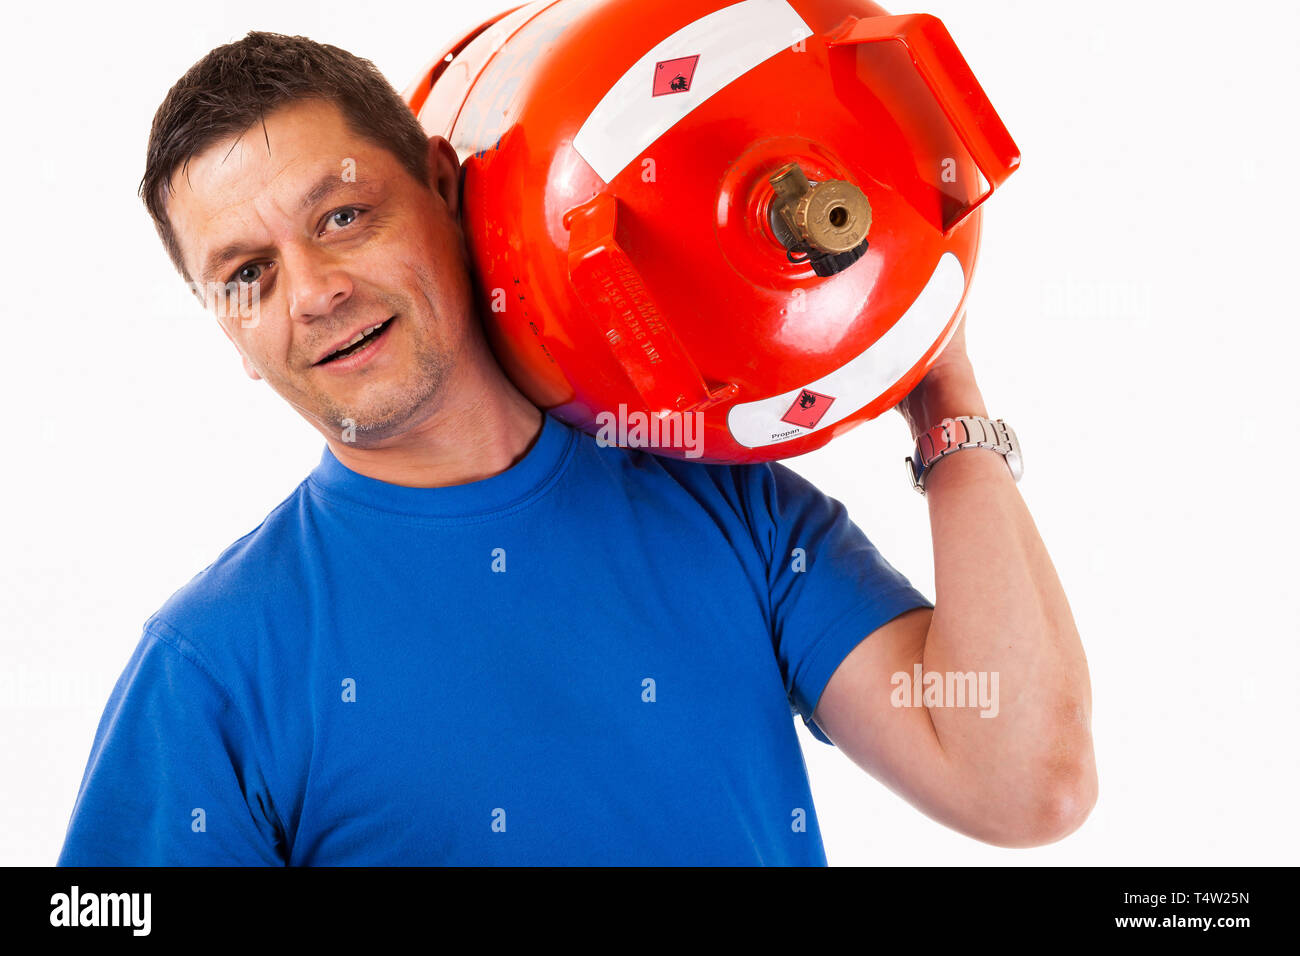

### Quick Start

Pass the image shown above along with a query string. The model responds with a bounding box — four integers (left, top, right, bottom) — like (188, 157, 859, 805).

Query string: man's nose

(284, 244, 353, 322)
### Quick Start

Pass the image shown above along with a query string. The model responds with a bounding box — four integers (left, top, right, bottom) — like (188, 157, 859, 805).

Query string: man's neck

(323, 387, 545, 490)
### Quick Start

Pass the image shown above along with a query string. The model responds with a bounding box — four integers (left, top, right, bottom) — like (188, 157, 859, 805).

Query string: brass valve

(768, 162, 872, 276)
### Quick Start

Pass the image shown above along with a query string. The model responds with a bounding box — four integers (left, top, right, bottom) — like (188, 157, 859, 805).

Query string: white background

(2, 0, 1296, 866)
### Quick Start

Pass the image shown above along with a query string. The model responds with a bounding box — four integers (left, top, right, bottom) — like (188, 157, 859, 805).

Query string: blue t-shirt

(58, 413, 932, 866)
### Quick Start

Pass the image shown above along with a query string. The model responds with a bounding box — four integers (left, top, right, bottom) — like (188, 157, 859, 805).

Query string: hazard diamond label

(780, 388, 836, 429)
(652, 55, 700, 96)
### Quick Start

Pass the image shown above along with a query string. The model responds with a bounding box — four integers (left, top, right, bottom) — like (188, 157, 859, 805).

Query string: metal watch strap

(905, 415, 1022, 495)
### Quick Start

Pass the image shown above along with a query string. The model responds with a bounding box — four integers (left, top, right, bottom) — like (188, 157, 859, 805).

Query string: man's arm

(812, 339, 1097, 848)
(58, 622, 286, 865)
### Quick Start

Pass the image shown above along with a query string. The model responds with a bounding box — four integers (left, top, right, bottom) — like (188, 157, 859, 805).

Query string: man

(58, 32, 1096, 866)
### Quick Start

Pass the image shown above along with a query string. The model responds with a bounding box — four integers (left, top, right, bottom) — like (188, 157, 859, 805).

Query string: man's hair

(141, 31, 431, 282)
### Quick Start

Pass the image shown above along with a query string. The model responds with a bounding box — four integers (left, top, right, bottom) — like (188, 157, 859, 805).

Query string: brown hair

(140, 31, 431, 282)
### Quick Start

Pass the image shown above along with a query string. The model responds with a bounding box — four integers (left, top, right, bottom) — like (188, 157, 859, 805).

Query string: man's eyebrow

(200, 240, 261, 284)
(299, 173, 374, 212)
(197, 174, 376, 282)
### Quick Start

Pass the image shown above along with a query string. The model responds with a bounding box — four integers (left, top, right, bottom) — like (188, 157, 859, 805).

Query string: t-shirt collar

(306, 411, 573, 519)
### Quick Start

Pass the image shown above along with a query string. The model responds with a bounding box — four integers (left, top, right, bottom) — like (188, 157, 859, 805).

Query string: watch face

(1005, 449, 1024, 482)
(906, 455, 925, 492)
(1001, 423, 1022, 482)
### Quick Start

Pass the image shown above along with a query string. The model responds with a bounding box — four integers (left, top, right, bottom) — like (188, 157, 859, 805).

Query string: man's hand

(895, 311, 982, 441)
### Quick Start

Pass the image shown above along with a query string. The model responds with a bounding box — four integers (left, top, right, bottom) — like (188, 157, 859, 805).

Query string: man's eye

(325, 207, 362, 231)
(234, 263, 264, 285)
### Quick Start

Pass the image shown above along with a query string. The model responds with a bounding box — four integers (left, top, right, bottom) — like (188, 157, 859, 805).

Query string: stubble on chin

(312, 331, 455, 445)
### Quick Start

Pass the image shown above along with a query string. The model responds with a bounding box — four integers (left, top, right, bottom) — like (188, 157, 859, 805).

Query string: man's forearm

(904, 363, 1098, 843)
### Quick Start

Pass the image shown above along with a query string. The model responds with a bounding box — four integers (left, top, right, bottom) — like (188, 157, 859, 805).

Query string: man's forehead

(166, 100, 399, 278)
(170, 100, 391, 210)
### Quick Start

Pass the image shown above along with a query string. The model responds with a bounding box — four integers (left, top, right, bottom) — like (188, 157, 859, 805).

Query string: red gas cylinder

(403, 0, 1019, 463)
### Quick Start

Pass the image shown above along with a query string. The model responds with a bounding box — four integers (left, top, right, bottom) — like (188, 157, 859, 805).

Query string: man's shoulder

(148, 479, 314, 648)
(575, 426, 771, 500)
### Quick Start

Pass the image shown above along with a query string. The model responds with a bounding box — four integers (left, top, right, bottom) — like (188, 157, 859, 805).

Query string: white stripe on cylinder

(727, 252, 967, 448)
(572, 0, 814, 183)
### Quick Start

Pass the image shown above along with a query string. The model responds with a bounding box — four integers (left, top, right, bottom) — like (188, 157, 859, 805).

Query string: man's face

(166, 98, 471, 443)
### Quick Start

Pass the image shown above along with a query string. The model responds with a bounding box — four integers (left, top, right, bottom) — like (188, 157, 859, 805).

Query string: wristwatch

(905, 415, 1022, 495)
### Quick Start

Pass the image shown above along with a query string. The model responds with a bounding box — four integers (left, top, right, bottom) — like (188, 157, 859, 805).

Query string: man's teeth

(339, 322, 385, 351)
(327, 325, 382, 361)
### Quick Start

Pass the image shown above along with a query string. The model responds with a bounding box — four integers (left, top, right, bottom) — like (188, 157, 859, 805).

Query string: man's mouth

(315, 317, 395, 365)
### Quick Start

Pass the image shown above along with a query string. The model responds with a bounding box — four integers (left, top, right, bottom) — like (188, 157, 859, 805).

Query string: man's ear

(214, 316, 263, 381)
(426, 134, 463, 220)
(239, 352, 263, 381)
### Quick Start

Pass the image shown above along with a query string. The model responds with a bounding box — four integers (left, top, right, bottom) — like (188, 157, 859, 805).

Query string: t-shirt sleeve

(57, 621, 286, 865)
(741, 460, 934, 745)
